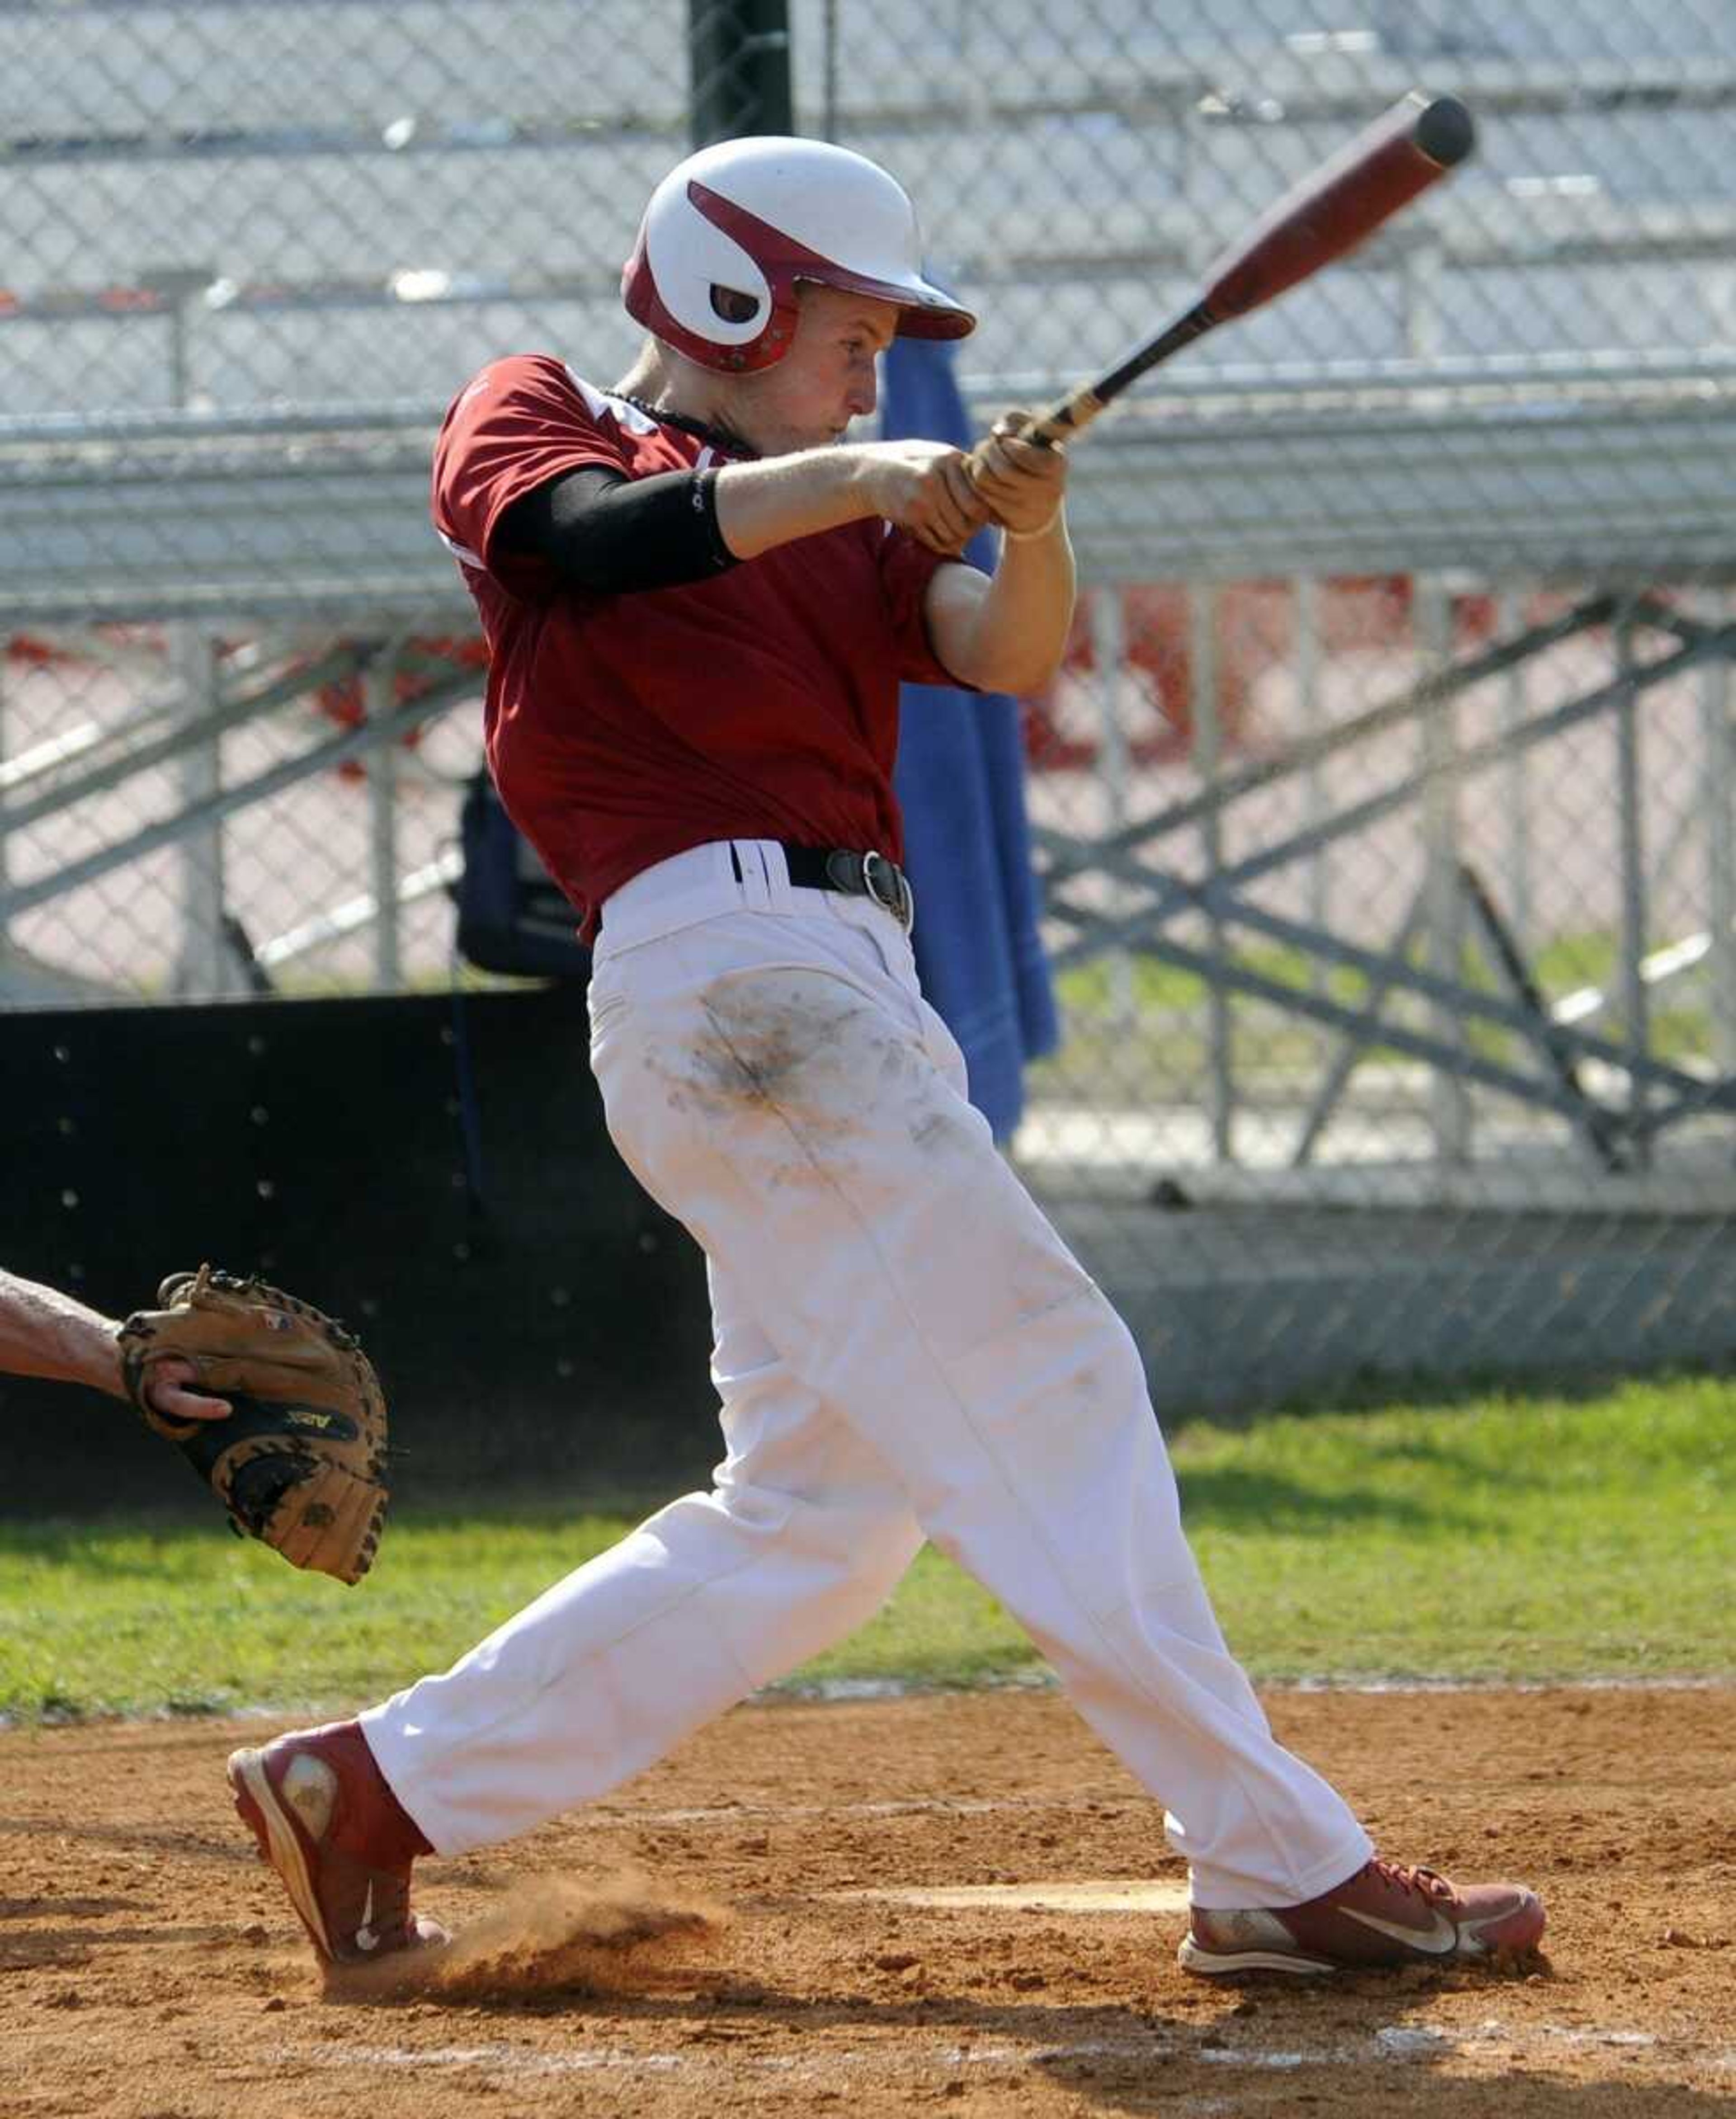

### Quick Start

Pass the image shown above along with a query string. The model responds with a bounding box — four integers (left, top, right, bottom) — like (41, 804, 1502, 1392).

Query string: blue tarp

(882, 332, 1060, 1141)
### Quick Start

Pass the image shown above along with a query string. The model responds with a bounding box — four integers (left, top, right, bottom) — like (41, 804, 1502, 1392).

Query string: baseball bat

(975, 91, 1474, 460)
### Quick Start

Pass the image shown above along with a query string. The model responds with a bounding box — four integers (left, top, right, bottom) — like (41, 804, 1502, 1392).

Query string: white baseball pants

(363, 840, 1373, 1909)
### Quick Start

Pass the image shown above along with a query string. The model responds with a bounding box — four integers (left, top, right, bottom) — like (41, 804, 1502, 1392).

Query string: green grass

(1, 1376, 1730, 1723)
(1039, 925, 1717, 1092)
(1176, 1374, 1734, 1683)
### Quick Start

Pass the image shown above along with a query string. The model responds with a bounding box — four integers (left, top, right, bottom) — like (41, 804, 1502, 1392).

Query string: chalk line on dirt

(584, 1791, 1143, 1829)
(196, 1673, 1731, 1744)
(834, 1879, 1191, 1915)
(270, 2019, 1725, 2087)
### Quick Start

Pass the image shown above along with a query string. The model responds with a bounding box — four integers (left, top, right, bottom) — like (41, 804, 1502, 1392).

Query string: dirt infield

(2, 1686, 1731, 2117)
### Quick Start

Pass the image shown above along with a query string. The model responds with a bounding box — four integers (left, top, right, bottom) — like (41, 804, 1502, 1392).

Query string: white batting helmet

(622, 135, 975, 374)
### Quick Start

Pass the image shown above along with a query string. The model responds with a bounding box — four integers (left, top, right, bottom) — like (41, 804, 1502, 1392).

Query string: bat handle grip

(964, 382, 1106, 478)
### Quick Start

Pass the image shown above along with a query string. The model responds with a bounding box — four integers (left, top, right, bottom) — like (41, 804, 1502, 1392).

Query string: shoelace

(1365, 1857, 1456, 1904)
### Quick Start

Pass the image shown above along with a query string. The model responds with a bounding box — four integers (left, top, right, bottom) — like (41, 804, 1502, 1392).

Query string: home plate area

(3, 1686, 1731, 2117)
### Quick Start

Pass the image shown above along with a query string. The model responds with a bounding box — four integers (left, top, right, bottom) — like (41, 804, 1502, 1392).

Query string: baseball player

(228, 137, 1544, 1980)
(0, 1264, 227, 1422)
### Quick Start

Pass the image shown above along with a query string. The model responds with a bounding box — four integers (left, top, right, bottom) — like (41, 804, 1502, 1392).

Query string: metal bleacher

(8, 3, 1736, 1406)
(0, 0, 678, 619)
(4, 0, 1736, 620)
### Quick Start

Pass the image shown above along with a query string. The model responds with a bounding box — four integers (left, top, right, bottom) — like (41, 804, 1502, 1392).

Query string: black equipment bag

(452, 771, 591, 978)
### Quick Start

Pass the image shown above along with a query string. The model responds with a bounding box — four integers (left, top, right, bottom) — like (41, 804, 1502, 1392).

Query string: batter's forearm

(713, 449, 881, 560)
(0, 1268, 126, 1398)
(947, 519, 1077, 695)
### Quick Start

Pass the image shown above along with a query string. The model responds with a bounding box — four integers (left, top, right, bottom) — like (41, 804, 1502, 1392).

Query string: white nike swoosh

(355, 1882, 380, 1954)
(1339, 1904, 1460, 1955)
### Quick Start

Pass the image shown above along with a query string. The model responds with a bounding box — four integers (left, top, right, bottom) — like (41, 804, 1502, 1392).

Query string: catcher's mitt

(119, 1265, 388, 1585)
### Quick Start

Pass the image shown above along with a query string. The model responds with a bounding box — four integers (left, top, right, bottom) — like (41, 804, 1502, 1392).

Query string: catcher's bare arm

(0, 1265, 226, 1421)
(120, 1265, 391, 1585)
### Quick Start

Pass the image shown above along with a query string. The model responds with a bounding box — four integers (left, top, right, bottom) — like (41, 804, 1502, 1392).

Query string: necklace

(613, 392, 758, 460)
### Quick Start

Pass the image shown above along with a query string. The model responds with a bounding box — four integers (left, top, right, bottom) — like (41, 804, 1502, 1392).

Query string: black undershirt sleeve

(494, 464, 740, 594)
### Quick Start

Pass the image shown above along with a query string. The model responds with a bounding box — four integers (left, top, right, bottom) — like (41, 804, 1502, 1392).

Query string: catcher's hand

(119, 1265, 389, 1585)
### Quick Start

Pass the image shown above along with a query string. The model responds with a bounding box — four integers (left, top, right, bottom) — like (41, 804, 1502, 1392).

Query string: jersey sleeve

(431, 356, 632, 599)
(877, 529, 985, 690)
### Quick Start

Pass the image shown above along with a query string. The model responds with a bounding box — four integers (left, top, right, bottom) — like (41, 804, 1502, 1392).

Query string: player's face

(733, 286, 901, 453)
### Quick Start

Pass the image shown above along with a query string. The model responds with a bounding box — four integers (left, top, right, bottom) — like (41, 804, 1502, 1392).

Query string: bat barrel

(1203, 91, 1477, 325)
(992, 91, 1477, 454)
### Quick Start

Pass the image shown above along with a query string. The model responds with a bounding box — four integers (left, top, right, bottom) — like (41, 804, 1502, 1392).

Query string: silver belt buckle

(861, 849, 914, 933)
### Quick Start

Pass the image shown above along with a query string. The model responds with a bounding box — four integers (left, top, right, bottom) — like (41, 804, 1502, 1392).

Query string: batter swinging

(228, 137, 1544, 1981)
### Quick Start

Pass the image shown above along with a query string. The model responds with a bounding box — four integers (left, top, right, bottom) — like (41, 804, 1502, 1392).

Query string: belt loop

(730, 838, 778, 913)
(761, 839, 796, 915)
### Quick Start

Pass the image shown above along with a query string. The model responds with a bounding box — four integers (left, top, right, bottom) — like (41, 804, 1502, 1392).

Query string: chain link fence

(4, 0, 1734, 1400)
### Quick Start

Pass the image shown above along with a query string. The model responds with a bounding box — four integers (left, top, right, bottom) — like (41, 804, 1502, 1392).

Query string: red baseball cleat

(1179, 1856, 1546, 1977)
(227, 1718, 446, 1964)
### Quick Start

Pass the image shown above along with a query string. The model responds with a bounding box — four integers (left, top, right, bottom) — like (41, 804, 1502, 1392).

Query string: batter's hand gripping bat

(972, 91, 1475, 461)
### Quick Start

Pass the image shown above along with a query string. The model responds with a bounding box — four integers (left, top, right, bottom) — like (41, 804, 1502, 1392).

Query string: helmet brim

(799, 265, 976, 342)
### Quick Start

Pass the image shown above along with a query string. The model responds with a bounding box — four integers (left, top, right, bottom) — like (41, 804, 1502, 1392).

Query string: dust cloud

(326, 1869, 730, 2002)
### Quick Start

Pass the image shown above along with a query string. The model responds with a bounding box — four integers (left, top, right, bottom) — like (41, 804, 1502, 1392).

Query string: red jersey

(431, 355, 972, 938)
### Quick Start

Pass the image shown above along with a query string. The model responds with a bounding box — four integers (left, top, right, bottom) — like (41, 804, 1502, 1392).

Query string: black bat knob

(1415, 95, 1476, 169)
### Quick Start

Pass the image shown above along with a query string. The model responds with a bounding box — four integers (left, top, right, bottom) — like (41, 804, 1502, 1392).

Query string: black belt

(731, 843, 914, 932)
